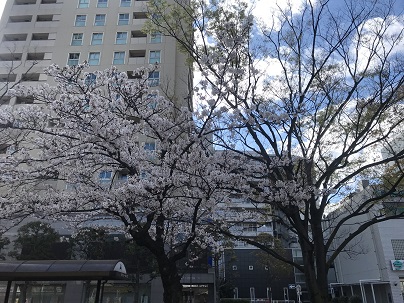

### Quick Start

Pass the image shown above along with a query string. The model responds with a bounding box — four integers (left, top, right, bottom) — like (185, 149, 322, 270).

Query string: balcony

(128, 50, 146, 65)
(0, 74, 17, 82)
(1, 34, 27, 50)
(0, 53, 22, 69)
(21, 73, 47, 82)
(8, 15, 32, 24)
(131, 30, 147, 45)
(132, 12, 147, 26)
(35, 14, 60, 27)
(14, 0, 36, 4)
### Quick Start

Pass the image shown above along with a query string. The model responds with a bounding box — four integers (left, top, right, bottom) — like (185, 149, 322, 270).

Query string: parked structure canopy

(0, 260, 128, 303)
(0, 260, 127, 281)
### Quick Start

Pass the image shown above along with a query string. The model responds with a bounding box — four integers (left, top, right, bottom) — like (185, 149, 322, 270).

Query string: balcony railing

(130, 37, 147, 45)
(128, 57, 145, 65)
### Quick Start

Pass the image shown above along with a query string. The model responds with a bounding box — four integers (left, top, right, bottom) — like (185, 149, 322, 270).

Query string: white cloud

(352, 16, 404, 72)
(252, 0, 317, 30)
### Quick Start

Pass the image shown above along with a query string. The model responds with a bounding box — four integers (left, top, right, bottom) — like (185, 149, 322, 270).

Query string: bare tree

(146, 0, 404, 301)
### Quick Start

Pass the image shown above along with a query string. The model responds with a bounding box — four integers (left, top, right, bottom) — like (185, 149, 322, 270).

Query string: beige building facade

(0, 0, 191, 107)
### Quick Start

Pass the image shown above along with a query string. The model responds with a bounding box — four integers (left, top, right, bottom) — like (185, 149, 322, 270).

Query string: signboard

(391, 260, 404, 270)
(289, 284, 296, 289)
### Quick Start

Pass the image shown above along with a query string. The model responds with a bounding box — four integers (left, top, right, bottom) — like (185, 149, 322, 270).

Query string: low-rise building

(327, 186, 404, 303)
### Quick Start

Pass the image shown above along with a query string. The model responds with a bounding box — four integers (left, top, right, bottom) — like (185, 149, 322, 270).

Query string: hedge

(220, 299, 250, 303)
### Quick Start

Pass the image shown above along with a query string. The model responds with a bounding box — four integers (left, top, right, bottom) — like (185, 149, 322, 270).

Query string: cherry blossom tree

(147, 0, 404, 301)
(0, 49, 48, 233)
(0, 63, 233, 303)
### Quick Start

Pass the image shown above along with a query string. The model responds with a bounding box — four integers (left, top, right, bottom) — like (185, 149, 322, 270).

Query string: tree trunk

(312, 220, 331, 303)
(157, 256, 184, 303)
(301, 248, 330, 303)
(134, 259, 140, 303)
(299, 218, 330, 303)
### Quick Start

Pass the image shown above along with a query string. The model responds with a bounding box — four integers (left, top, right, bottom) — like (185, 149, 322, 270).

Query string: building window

(232, 265, 237, 271)
(392, 239, 404, 259)
(94, 14, 105, 26)
(113, 52, 125, 65)
(118, 171, 128, 181)
(118, 13, 129, 25)
(97, 0, 107, 7)
(120, 0, 131, 6)
(146, 93, 158, 109)
(150, 13, 161, 22)
(85, 73, 96, 86)
(115, 32, 127, 44)
(71, 33, 83, 46)
(150, 32, 162, 43)
(148, 71, 159, 87)
(67, 53, 80, 66)
(99, 170, 112, 183)
(248, 265, 254, 270)
(88, 52, 100, 65)
(149, 50, 161, 64)
(75, 15, 87, 26)
(91, 33, 103, 45)
(78, 0, 89, 8)
(144, 142, 155, 151)
(244, 223, 257, 232)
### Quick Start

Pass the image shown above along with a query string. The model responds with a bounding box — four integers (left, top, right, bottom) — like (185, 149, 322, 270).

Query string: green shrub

(349, 295, 362, 303)
(331, 296, 350, 303)
(220, 299, 250, 303)
(340, 296, 349, 303)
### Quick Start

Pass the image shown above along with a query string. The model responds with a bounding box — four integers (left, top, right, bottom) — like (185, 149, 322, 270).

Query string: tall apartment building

(0, 0, 191, 108)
